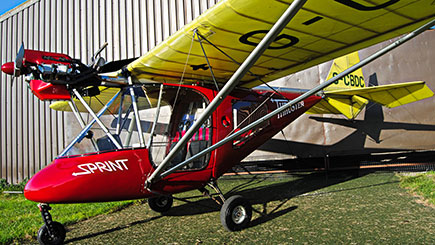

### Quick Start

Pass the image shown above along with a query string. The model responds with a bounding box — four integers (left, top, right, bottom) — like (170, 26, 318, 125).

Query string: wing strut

(145, 0, 309, 188)
(195, 30, 220, 91)
(155, 17, 435, 181)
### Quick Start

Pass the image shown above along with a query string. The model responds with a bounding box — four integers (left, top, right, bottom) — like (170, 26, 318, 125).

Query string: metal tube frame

(147, 84, 164, 148)
(125, 114, 136, 147)
(68, 100, 86, 128)
(68, 100, 99, 151)
(59, 89, 122, 157)
(119, 105, 133, 139)
(115, 93, 126, 135)
(128, 76, 146, 147)
(146, 0, 308, 186)
(156, 18, 435, 181)
(72, 89, 123, 150)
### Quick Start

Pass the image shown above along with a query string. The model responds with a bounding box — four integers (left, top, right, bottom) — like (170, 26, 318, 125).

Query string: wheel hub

(232, 205, 247, 224)
(157, 197, 168, 207)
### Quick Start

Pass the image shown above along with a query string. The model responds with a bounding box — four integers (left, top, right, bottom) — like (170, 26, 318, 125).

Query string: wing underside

(127, 0, 435, 88)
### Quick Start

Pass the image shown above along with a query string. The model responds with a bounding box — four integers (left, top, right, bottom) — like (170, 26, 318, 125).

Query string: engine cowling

(1, 48, 102, 101)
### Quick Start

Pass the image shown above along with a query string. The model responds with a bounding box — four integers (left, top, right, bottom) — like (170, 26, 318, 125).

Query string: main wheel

(37, 221, 66, 245)
(148, 195, 173, 213)
(220, 195, 252, 231)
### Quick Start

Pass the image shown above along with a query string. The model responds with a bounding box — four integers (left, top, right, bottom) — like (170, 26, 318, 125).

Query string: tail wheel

(37, 221, 66, 245)
(220, 195, 252, 231)
(148, 195, 173, 213)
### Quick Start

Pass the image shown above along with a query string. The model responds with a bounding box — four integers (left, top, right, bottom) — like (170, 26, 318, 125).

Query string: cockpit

(59, 84, 212, 171)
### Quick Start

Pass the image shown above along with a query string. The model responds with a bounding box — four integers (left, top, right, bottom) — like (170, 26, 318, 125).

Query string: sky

(0, 0, 27, 16)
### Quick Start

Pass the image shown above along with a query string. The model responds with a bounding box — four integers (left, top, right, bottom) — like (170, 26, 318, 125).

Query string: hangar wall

(0, 0, 220, 183)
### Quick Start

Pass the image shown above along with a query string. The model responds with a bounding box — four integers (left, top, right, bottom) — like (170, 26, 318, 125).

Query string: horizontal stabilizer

(324, 95, 369, 119)
(306, 81, 434, 119)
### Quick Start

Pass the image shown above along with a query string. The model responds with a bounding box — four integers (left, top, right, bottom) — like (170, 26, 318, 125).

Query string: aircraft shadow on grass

(66, 171, 398, 243)
(259, 73, 435, 158)
(65, 216, 163, 244)
(166, 170, 397, 229)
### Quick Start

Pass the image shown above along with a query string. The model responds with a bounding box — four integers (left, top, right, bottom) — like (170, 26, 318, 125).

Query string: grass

(63, 171, 434, 244)
(2, 171, 434, 244)
(0, 180, 133, 244)
(399, 171, 435, 206)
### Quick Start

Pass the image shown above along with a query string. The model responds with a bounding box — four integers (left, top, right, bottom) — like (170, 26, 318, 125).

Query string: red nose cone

(1, 62, 14, 75)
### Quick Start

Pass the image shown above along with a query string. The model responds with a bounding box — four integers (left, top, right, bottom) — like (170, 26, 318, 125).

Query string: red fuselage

(24, 84, 322, 203)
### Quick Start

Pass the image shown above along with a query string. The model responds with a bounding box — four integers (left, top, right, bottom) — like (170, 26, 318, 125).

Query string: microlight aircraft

(1, 0, 435, 244)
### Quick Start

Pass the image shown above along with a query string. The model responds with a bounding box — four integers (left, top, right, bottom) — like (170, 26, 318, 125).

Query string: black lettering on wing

(335, 0, 399, 11)
(239, 30, 299, 49)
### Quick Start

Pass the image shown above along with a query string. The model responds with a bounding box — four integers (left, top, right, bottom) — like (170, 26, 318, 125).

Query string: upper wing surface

(127, 0, 435, 88)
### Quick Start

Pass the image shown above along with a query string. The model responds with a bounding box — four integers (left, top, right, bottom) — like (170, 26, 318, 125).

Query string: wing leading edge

(127, 0, 435, 88)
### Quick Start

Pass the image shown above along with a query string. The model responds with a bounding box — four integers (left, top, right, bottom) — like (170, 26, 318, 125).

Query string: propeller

(11, 43, 25, 86)
(14, 43, 25, 77)
(1, 43, 25, 86)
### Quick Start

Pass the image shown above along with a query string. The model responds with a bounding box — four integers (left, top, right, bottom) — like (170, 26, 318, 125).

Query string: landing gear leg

(205, 179, 252, 232)
(37, 203, 66, 245)
(201, 178, 226, 205)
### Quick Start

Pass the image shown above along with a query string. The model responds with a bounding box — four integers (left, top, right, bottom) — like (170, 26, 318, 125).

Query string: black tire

(37, 221, 66, 245)
(148, 195, 173, 213)
(220, 195, 252, 231)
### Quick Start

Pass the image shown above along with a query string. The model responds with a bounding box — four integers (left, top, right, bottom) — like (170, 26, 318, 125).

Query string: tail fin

(324, 51, 365, 91)
(306, 52, 434, 119)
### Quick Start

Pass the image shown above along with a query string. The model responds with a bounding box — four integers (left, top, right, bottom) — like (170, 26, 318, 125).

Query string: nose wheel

(37, 203, 66, 245)
(37, 221, 66, 245)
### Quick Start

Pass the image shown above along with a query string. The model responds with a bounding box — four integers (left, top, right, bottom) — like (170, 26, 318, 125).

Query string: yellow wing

(49, 87, 121, 113)
(127, 0, 435, 88)
(49, 87, 164, 113)
(306, 81, 434, 119)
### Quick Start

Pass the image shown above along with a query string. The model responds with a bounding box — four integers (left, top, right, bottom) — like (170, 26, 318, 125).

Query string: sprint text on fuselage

(72, 159, 129, 176)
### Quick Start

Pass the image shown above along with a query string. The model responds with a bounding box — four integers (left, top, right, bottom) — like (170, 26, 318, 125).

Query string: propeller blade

(99, 57, 137, 73)
(14, 43, 25, 77)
